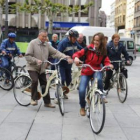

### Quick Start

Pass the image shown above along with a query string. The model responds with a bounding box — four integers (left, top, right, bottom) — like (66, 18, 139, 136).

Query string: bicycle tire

(12, 66, 26, 80)
(0, 67, 14, 90)
(89, 92, 106, 134)
(117, 73, 128, 103)
(13, 75, 31, 106)
(56, 82, 64, 116)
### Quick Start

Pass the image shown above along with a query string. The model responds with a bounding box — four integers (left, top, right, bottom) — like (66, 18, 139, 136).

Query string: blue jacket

(0, 39, 21, 56)
(107, 40, 129, 69)
(57, 37, 82, 68)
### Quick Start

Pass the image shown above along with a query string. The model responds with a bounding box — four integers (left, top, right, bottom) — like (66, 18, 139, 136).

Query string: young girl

(73, 32, 113, 116)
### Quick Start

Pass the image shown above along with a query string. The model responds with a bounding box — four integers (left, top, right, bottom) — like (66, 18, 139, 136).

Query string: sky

(100, 0, 115, 15)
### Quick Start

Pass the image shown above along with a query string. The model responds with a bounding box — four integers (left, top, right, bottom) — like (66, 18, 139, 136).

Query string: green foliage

(0, 0, 5, 6)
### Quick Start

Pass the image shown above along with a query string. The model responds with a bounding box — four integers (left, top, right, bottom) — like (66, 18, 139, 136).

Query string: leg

(79, 75, 90, 108)
(104, 70, 113, 90)
(39, 73, 51, 104)
(28, 71, 39, 101)
(65, 68, 72, 86)
(59, 67, 66, 86)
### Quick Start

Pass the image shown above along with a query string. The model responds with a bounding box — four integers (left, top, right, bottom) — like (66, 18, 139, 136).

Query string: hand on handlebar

(126, 60, 130, 65)
(66, 56, 73, 64)
(109, 64, 114, 69)
(2, 51, 6, 55)
(37, 59, 42, 65)
(18, 54, 23, 57)
(74, 57, 83, 66)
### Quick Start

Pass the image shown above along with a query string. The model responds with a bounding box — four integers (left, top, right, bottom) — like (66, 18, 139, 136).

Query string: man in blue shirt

(57, 29, 82, 99)
(0, 33, 22, 81)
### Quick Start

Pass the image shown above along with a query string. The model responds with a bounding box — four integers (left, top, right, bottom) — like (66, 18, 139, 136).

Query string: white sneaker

(103, 90, 108, 94)
(30, 99, 38, 106)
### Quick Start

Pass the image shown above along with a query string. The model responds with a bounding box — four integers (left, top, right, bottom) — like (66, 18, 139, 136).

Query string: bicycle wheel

(56, 81, 64, 116)
(117, 73, 128, 103)
(12, 66, 26, 80)
(89, 92, 106, 134)
(13, 75, 31, 106)
(0, 67, 14, 90)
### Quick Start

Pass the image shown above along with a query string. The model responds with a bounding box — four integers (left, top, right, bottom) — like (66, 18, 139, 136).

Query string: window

(127, 41, 134, 49)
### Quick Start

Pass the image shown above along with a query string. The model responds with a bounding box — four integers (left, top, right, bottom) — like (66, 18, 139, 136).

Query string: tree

(11, 0, 94, 34)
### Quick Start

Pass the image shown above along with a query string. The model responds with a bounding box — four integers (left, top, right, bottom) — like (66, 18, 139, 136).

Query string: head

(38, 29, 48, 43)
(91, 32, 107, 55)
(8, 33, 16, 43)
(104, 36, 108, 44)
(112, 33, 120, 46)
(77, 33, 84, 44)
(68, 29, 79, 44)
(52, 34, 58, 42)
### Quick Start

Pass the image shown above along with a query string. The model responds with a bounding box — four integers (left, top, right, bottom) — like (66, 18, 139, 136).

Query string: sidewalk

(0, 57, 140, 140)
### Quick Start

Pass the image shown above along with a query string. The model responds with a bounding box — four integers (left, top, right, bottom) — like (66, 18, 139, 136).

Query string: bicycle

(11, 55, 26, 80)
(103, 60, 128, 103)
(0, 66, 14, 90)
(79, 64, 110, 134)
(13, 58, 68, 116)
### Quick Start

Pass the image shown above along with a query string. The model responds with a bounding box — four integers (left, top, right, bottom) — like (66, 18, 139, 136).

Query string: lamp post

(5, 0, 8, 39)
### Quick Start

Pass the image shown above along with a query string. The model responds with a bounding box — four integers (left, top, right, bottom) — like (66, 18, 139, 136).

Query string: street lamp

(5, 0, 8, 39)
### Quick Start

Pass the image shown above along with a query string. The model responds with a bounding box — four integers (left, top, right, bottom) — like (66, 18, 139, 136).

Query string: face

(9, 38, 15, 43)
(38, 32, 47, 43)
(113, 37, 120, 46)
(93, 35, 100, 48)
(77, 34, 84, 44)
(70, 36, 77, 44)
(52, 35, 58, 42)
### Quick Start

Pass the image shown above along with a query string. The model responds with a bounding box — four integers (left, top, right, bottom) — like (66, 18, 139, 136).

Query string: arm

(0, 40, 10, 54)
(122, 46, 129, 61)
(25, 41, 38, 65)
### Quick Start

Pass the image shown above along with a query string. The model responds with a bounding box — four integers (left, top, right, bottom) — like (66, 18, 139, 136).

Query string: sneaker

(80, 108, 86, 116)
(103, 89, 108, 95)
(44, 103, 56, 108)
(30, 99, 38, 106)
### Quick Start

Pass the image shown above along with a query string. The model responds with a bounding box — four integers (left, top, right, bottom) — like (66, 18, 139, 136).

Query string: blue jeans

(79, 72, 103, 108)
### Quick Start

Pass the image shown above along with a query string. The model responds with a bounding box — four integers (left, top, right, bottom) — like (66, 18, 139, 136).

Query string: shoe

(103, 98, 108, 103)
(30, 99, 38, 106)
(103, 89, 108, 95)
(80, 108, 86, 116)
(54, 99, 58, 104)
(44, 103, 56, 108)
(64, 94, 68, 99)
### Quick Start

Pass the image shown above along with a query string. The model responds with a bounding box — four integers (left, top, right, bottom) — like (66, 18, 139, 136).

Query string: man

(50, 34, 59, 70)
(57, 29, 82, 99)
(25, 30, 73, 107)
(0, 33, 22, 82)
(77, 33, 86, 48)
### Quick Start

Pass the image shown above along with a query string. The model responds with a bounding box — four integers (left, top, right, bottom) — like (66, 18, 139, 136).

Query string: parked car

(136, 44, 140, 52)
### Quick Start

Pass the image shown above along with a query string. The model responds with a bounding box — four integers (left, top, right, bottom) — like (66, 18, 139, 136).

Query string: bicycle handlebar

(78, 64, 111, 72)
(111, 60, 127, 63)
(43, 57, 67, 65)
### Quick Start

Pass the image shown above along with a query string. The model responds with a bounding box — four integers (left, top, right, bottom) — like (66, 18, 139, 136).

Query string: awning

(45, 21, 89, 28)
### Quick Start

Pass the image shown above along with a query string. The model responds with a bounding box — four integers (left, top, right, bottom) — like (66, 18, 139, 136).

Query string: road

(0, 54, 140, 140)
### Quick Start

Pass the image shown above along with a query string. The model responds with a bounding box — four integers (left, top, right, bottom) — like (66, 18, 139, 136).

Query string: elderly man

(50, 34, 59, 70)
(25, 30, 73, 107)
(77, 33, 86, 48)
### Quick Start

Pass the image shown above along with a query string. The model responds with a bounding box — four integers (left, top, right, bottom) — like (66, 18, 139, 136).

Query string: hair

(52, 34, 58, 38)
(91, 32, 107, 56)
(112, 33, 120, 40)
(39, 29, 47, 35)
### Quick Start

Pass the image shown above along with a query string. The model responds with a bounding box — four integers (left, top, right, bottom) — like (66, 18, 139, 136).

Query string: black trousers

(104, 70, 113, 90)
(28, 71, 50, 104)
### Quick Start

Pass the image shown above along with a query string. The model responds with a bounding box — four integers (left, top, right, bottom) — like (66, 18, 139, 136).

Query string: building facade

(125, 0, 135, 38)
(115, 0, 127, 31)
(0, 0, 103, 40)
(110, 1, 115, 29)
(133, 0, 140, 44)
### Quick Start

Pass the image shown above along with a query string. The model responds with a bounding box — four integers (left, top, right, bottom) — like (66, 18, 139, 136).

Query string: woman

(104, 33, 130, 92)
(72, 32, 113, 116)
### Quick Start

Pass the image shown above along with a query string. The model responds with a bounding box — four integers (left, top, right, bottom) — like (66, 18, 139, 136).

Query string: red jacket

(72, 44, 111, 76)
